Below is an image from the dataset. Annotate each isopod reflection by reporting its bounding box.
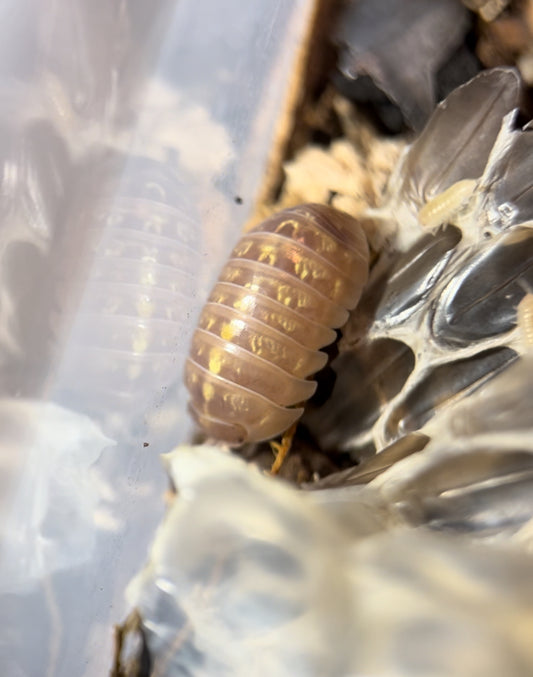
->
[185,203,369,444]
[55,155,201,434]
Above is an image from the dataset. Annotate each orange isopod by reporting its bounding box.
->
[185,203,369,444]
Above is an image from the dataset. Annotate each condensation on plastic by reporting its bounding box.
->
[0,1,316,675]
[127,442,533,677]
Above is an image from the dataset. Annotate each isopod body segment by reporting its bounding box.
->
[185,203,370,444]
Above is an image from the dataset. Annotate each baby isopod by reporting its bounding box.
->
[185,203,369,445]
[418,178,477,228]
[517,293,533,352]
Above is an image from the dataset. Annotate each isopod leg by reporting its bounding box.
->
[269,421,298,475]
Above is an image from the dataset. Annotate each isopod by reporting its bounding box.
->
[418,178,477,228]
[185,203,369,445]
[517,293,533,351]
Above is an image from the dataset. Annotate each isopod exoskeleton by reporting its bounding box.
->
[185,203,369,445]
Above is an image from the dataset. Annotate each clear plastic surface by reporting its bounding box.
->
[0,1,314,675]
[127,444,533,677]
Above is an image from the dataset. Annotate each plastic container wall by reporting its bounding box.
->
[0,1,314,675]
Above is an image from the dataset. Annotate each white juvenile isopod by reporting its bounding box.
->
[418,178,478,228]
[516,293,533,352]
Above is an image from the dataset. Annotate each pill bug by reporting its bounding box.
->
[185,203,369,445]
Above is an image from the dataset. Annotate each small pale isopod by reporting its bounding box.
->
[185,203,369,445]
[517,293,533,351]
[418,178,477,228]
